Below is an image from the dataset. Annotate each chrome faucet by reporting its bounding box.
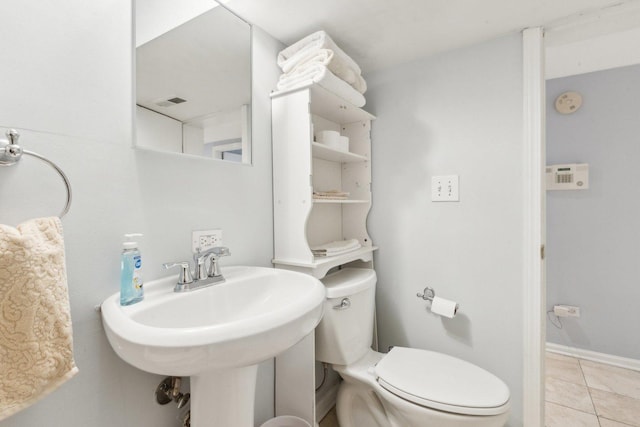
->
[164,246,231,292]
[193,250,211,281]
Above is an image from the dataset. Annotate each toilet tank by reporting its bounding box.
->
[315,268,376,365]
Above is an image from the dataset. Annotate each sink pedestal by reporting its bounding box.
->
[101,267,326,426]
[191,365,258,427]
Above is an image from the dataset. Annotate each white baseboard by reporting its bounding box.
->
[315,382,339,423]
[546,342,640,372]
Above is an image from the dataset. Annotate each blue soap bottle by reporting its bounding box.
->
[120,233,144,306]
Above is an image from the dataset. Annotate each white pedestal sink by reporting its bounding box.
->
[101,266,325,426]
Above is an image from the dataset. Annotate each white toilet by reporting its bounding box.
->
[316,268,511,427]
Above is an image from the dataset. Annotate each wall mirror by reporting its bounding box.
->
[134,0,252,164]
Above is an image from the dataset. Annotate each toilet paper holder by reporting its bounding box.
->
[416,287,435,302]
[417,286,460,318]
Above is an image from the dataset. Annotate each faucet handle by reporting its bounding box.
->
[208,247,230,277]
[163,261,194,284]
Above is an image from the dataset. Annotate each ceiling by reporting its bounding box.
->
[136,3,251,122]
[224,0,640,73]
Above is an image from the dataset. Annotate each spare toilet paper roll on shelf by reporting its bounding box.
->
[416,286,459,318]
[316,130,349,152]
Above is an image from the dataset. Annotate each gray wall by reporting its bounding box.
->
[546,64,640,360]
[0,1,281,426]
[365,33,525,426]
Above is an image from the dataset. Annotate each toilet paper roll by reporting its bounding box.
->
[337,135,349,152]
[317,130,340,145]
[430,296,459,318]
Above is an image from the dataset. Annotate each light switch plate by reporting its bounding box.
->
[431,175,459,202]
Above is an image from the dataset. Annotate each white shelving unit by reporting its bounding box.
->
[311,142,368,163]
[272,84,376,279]
[313,199,370,204]
[271,84,376,425]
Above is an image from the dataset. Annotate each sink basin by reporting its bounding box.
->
[101,266,325,426]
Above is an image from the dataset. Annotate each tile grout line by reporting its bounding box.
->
[578,358,602,427]
[545,400,600,417]
[546,352,640,427]
[580,356,640,427]
[599,418,637,427]
[545,352,600,425]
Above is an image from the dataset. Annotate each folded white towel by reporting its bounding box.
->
[277,65,366,108]
[311,238,362,257]
[278,32,367,94]
[313,246,362,257]
[0,217,78,420]
[280,48,367,94]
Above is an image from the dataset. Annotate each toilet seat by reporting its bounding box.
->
[374,347,510,416]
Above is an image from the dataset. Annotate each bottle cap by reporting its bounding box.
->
[123,233,143,250]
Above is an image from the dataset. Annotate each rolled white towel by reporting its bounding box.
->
[276,65,366,108]
[278,31,367,94]
[280,48,367,94]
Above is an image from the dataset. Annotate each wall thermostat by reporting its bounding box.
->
[546,163,589,190]
[555,91,583,114]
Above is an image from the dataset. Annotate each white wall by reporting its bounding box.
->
[0,1,281,426]
[546,27,640,79]
[135,0,216,46]
[365,33,525,426]
[136,106,183,152]
[546,64,640,360]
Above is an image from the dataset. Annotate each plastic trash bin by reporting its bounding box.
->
[260,415,311,427]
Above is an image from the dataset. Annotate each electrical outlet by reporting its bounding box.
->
[192,229,223,253]
[431,175,459,202]
[553,305,581,318]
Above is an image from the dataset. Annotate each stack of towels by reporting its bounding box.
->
[277,31,367,107]
[311,238,362,258]
[313,190,350,200]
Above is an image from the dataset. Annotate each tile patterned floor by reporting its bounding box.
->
[320,352,640,427]
[546,352,640,427]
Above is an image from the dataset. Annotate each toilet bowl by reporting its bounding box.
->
[316,268,510,427]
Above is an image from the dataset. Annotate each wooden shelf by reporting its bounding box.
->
[312,142,368,163]
[273,246,378,279]
[313,199,369,204]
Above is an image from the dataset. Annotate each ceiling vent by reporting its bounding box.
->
[154,97,187,107]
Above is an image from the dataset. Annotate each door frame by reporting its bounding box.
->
[522,26,546,427]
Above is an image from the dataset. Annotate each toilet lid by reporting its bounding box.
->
[374,347,510,416]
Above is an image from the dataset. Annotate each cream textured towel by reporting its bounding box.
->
[0,217,78,420]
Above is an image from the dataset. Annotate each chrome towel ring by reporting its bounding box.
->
[0,129,72,218]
